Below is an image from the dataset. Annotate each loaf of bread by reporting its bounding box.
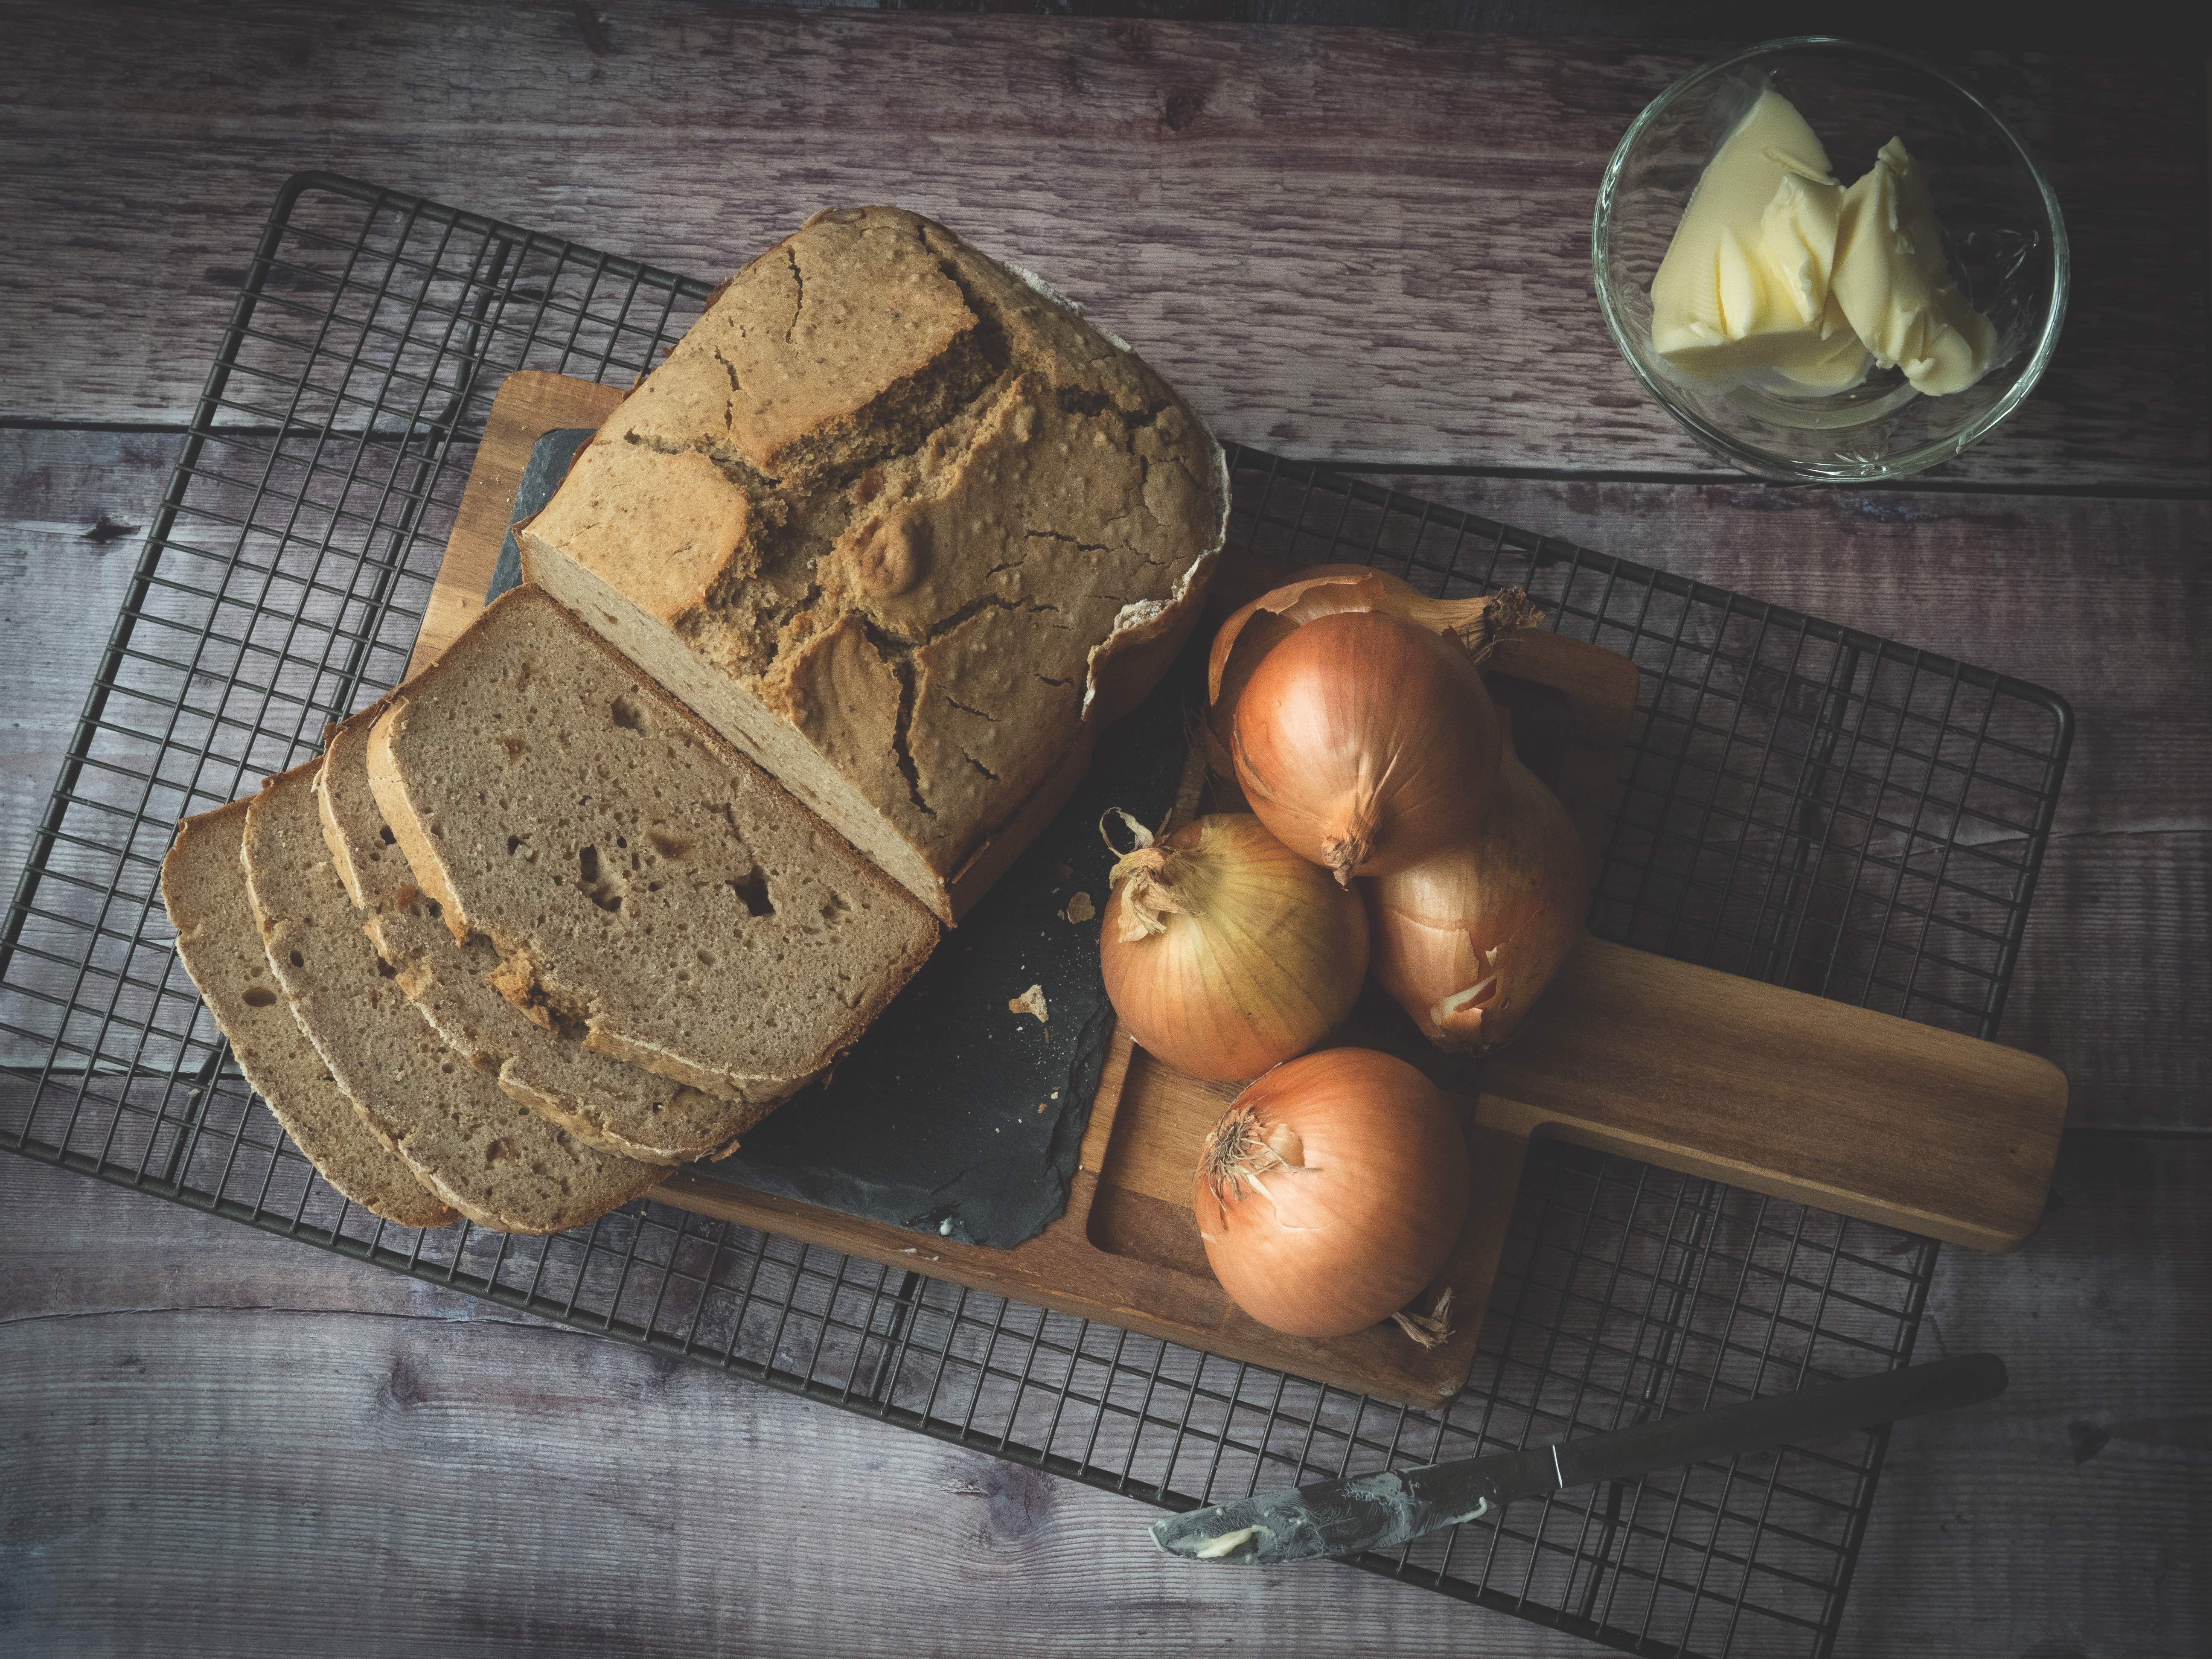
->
[160,802,457,1229]
[520,206,1229,922]
[241,761,665,1234]
[364,585,940,1103]
[315,707,783,1164]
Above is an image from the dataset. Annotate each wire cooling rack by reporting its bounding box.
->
[0,174,2070,1659]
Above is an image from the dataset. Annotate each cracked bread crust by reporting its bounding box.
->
[314,706,784,1165]
[520,205,1229,921]
[363,585,939,1103]
[159,802,455,1229]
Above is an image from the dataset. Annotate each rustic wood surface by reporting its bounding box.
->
[1,5,2206,1656]
[1,6,2205,487]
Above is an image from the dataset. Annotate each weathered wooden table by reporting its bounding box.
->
[3,7,2205,1655]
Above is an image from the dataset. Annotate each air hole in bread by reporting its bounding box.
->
[649,830,690,860]
[611,693,648,731]
[731,870,774,918]
[821,893,854,926]
[242,985,278,1009]
[288,950,305,969]
[577,844,629,914]
[506,835,526,855]
[498,734,528,757]
[378,825,396,845]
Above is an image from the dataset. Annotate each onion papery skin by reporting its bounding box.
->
[1366,739,1586,1054]
[1232,610,1506,885]
[1192,1048,1470,1338]
[1100,815,1368,1082]
[1205,568,1536,777]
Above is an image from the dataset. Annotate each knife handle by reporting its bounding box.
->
[1552,1352,2008,1491]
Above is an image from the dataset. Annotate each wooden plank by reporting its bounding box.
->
[1,5,2204,489]
[1834,1128,2212,1654]
[0,1157,1587,1658]
[4,432,2202,1128]
[3,1133,2203,1657]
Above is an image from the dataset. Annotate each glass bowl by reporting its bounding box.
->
[1592,37,2068,482]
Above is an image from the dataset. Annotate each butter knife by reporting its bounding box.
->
[1151,1351,2006,1566]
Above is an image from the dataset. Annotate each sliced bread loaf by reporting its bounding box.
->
[240,760,663,1234]
[520,205,1229,922]
[314,705,783,1164]
[159,802,454,1229]
[363,585,939,1101]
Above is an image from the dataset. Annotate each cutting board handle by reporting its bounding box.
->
[1474,937,2069,1253]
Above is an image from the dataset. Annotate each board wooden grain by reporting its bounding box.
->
[7,1123,2205,1659]
[408,371,2066,1405]
[1,4,2203,489]
[14,434,2186,1131]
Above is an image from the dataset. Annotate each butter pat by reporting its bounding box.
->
[1831,139,1998,396]
[1650,90,1868,390]
[1647,90,1997,399]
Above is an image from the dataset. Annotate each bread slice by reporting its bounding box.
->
[159,802,454,1229]
[520,205,1229,923]
[364,585,939,1102]
[314,704,782,1164]
[240,760,663,1234]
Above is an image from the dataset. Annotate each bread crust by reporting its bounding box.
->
[521,206,1229,923]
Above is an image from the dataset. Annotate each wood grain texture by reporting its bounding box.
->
[4,1132,2204,1657]
[0,14,2205,1651]
[6,436,2203,1123]
[0,4,2203,487]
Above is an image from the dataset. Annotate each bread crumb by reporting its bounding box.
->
[1063,890,1095,924]
[1037,1102,1048,1114]
[1009,984,1048,1024]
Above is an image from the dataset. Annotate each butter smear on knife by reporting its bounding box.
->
[1650,89,1996,396]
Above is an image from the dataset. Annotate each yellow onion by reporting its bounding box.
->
[1366,731,1586,1053]
[1193,1048,1469,1338]
[1231,610,1505,885]
[1205,567,1537,775]
[1100,813,1367,1081]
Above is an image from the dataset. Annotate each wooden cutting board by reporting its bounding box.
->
[411,370,2068,1406]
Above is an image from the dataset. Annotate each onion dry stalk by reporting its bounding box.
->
[1100,812,1367,1082]
[1231,610,1507,886]
[1205,566,1540,777]
[1193,1048,1469,1339]
[1365,727,1586,1053]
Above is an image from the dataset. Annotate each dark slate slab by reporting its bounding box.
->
[487,431,1184,1247]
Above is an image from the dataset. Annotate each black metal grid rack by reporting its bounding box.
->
[0,174,2070,1659]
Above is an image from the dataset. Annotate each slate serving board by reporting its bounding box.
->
[489,431,1183,1247]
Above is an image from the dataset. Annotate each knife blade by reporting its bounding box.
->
[1150,1351,2006,1566]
